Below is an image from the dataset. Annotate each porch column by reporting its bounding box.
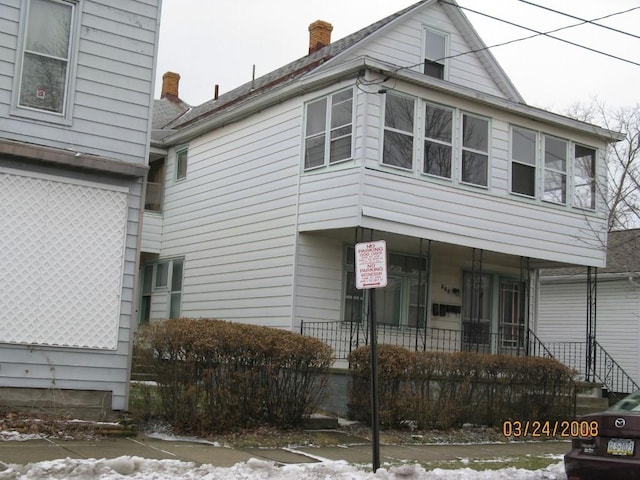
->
[586,267,597,382]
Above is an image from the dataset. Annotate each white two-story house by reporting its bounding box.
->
[141,0,622,367]
[0,0,161,416]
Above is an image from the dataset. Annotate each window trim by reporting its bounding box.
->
[11,0,80,125]
[175,147,188,181]
[303,87,355,171]
[509,125,538,198]
[381,91,416,171]
[422,101,454,180]
[460,112,490,188]
[421,26,449,80]
[542,134,568,205]
[141,257,185,323]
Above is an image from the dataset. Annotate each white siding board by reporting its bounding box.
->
[156,99,301,327]
[538,279,640,383]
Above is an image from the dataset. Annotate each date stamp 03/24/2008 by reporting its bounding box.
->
[502,420,600,438]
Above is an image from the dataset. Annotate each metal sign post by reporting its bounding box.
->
[354,240,387,473]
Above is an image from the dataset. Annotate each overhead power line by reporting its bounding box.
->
[439,0,640,68]
[514,0,640,41]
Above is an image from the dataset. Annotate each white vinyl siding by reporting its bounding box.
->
[156,100,302,328]
[537,279,640,384]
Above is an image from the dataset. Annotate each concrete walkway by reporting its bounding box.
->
[0,432,570,468]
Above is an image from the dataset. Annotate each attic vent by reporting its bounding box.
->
[308,20,333,54]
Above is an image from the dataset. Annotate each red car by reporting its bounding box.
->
[565,390,640,479]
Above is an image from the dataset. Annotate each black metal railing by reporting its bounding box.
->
[300,320,547,361]
[500,339,639,396]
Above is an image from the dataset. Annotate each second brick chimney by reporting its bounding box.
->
[161,71,180,100]
[308,20,333,54]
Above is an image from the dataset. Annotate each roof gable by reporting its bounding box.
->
[154,0,525,140]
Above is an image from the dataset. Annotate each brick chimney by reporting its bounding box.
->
[308,20,333,54]
[161,71,180,100]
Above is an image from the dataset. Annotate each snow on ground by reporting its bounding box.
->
[0,457,567,480]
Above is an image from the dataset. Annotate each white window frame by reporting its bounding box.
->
[543,134,568,205]
[11,0,79,125]
[303,88,354,171]
[144,258,184,321]
[423,102,454,179]
[421,26,449,80]
[460,112,490,188]
[510,126,538,198]
[382,92,416,171]
[573,144,597,211]
[175,147,188,181]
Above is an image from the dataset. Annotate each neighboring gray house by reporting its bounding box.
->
[537,229,640,389]
[0,0,161,416]
[140,1,623,371]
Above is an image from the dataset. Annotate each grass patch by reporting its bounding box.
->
[419,454,563,471]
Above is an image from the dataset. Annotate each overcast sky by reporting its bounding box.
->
[155,0,640,114]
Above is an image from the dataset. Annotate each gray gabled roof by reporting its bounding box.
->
[164,1,426,133]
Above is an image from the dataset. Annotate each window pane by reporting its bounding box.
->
[512,128,536,165]
[545,136,566,171]
[171,260,183,291]
[155,262,168,288]
[306,98,327,136]
[169,293,181,319]
[425,29,445,62]
[544,170,566,203]
[140,296,151,324]
[425,104,452,142]
[19,53,66,112]
[383,131,413,169]
[305,134,325,169]
[408,278,426,328]
[142,265,153,295]
[176,150,188,179]
[575,145,595,180]
[424,61,444,79]
[424,141,451,178]
[463,115,488,152]
[512,163,535,196]
[331,91,352,128]
[344,271,363,323]
[374,276,401,326]
[26,0,72,58]
[575,184,595,210]
[462,151,488,186]
[385,94,414,132]
[330,135,351,163]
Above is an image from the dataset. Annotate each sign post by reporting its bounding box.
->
[354,240,387,472]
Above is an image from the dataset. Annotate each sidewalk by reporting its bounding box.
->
[0,431,570,468]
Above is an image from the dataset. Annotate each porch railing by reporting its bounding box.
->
[300,320,551,361]
[543,340,639,396]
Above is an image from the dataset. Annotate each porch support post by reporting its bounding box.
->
[521,256,531,356]
[586,267,597,382]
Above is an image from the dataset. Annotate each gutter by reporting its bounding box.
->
[159,56,625,147]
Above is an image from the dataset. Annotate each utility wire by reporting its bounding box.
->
[514,0,640,40]
[440,0,640,68]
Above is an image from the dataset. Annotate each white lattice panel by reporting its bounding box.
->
[0,171,128,350]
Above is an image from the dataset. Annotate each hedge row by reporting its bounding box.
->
[136,319,333,434]
[349,345,576,429]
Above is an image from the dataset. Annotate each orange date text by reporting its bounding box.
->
[502,420,599,438]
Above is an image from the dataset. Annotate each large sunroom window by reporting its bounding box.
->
[461,113,489,186]
[304,89,353,170]
[543,135,567,204]
[511,127,537,197]
[574,145,596,210]
[423,103,453,178]
[383,93,415,170]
